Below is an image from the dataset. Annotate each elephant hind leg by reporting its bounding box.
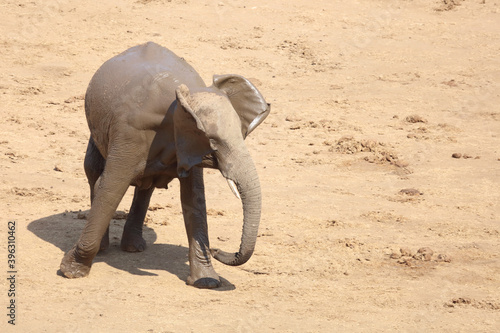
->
[121,186,154,252]
[84,136,105,203]
[84,137,110,252]
[60,154,138,278]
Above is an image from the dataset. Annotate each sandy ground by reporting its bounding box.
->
[1,0,499,332]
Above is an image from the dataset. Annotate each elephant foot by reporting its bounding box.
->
[60,246,92,279]
[120,229,146,252]
[191,277,221,289]
[187,265,221,289]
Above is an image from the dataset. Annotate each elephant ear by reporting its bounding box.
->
[213,74,270,139]
[174,84,214,178]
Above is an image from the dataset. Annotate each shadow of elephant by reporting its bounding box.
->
[27,211,235,291]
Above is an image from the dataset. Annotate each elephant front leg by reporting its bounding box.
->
[180,167,221,289]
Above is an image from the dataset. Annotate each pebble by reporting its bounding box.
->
[452,153,480,159]
[399,188,422,196]
[113,211,128,220]
[405,115,428,123]
[413,247,434,261]
[392,247,450,264]
[397,258,414,267]
[400,247,412,257]
[436,254,452,263]
[390,252,401,259]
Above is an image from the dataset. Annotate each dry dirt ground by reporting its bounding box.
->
[1,0,499,332]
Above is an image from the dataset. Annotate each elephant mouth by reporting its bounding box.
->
[200,153,218,169]
[200,152,240,200]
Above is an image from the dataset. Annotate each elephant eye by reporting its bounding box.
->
[209,138,217,149]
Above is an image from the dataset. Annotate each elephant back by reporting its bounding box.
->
[85,42,206,157]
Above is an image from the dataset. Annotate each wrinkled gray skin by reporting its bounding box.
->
[60,42,269,289]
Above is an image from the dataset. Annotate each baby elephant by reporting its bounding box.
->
[60,42,270,288]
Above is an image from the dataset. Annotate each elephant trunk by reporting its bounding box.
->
[210,148,262,266]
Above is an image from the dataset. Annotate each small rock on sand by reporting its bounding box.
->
[400,247,412,257]
[413,247,434,261]
[399,188,422,196]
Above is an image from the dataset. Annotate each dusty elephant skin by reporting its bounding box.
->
[60,42,270,289]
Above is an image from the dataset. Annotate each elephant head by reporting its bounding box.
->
[173,75,270,266]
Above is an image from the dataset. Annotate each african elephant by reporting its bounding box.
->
[60,42,270,289]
